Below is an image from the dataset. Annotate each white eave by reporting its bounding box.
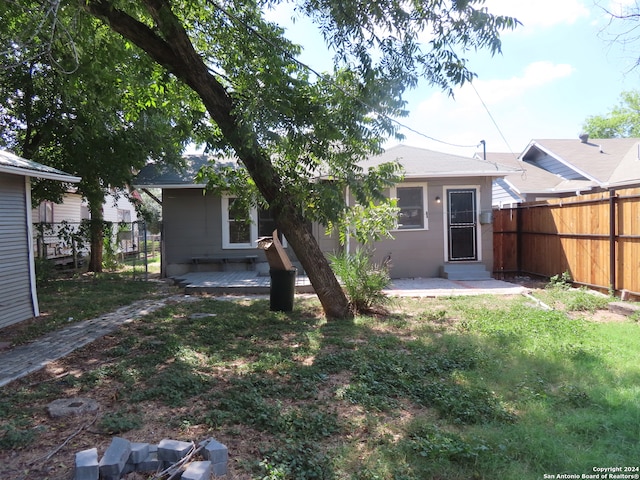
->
[0,163,81,183]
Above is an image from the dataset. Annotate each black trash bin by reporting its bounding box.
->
[269,268,297,312]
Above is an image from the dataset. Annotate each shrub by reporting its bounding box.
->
[329,249,391,314]
[547,271,572,289]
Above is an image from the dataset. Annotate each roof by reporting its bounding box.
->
[134,154,237,188]
[134,145,518,189]
[522,137,640,188]
[360,144,518,178]
[0,150,81,183]
[488,137,640,198]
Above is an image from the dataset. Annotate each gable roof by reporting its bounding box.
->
[488,137,640,201]
[521,137,640,188]
[360,144,518,178]
[134,145,518,189]
[0,150,80,183]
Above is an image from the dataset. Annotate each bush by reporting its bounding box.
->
[34,257,56,284]
[329,249,391,314]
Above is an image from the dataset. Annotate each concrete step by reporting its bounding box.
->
[440,263,492,281]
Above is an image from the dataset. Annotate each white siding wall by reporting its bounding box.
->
[103,192,138,223]
[0,173,37,328]
[54,194,83,222]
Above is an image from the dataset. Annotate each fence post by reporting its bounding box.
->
[609,189,617,294]
[143,221,148,282]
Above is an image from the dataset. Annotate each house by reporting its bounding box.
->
[487,136,640,206]
[32,188,141,262]
[0,150,80,328]
[133,145,517,280]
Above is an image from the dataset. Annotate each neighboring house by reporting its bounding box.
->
[134,145,516,280]
[0,150,80,328]
[486,136,640,206]
[32,189,140,261]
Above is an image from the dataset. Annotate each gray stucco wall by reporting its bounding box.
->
[162,188,315,276]
[0,173,37,328]
[161,175,494,279]
[365,177,495,279]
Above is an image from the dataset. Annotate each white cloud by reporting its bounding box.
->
[485,0,591,29]
[399,61,576,155]
[417,61,574,114]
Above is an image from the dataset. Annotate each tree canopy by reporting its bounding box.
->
[3,0,518,317]
[582,90,640,138]
[0,0,208,269]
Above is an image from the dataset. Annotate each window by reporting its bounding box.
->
[221,197,286,248]
[117,208,132,223]
[222,197,254,248]
[258,207,277,238]
[39,201,54,224]
[391,183,428,230]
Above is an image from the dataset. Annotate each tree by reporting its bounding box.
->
[596,1,640,70]
[80,0,517,318]
[0,0,205,271]
[5,0,518,318]
[582,90,640,138]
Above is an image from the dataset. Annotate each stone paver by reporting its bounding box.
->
[0,294,196,388]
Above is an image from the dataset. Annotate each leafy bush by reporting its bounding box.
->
[329,249,391,314]
[547,271,572,288]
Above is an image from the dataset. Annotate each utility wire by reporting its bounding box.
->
[469,81,517,157]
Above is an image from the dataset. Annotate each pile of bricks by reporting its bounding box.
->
[74,437,228,480]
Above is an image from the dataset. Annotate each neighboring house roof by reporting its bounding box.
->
[0,150,80,183]
[487,137,640,202]
[360,144,518,178]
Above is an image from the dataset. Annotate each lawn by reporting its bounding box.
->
[0,279,638,480]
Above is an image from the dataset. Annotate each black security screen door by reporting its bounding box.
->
[447,189,477,261]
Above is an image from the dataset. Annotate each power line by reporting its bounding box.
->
[469,81,517,156]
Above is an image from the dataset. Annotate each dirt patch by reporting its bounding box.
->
[568,309,631,323]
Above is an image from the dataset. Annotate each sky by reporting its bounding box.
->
[262,0,640,158]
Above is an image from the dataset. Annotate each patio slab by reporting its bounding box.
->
[173,271,529,297]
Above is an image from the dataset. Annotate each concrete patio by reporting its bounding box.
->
[172,271,530,297]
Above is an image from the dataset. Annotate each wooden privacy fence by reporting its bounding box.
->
[493,187,640,297]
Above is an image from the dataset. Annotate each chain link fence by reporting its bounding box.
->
[33,220,160,280]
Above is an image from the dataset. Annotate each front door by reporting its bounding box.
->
[447,188,478,261]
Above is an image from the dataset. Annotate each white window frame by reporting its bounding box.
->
[221,196,257,249]
[390,182,429,231]
[221,196,287,249]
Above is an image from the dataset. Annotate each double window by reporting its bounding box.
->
[222,196,282,249]
[390,183,429,231]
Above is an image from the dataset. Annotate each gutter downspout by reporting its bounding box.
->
[25,177,40,317]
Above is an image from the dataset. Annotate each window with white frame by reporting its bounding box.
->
[222,197,285,248]
[391,183,428,230]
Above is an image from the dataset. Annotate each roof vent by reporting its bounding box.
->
[579,133,589,143]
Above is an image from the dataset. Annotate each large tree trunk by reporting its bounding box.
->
[85,0,352,318]
[87,204,104,273]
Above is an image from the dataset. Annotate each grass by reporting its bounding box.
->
[1,277,639,479]
[3,270,165,345]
